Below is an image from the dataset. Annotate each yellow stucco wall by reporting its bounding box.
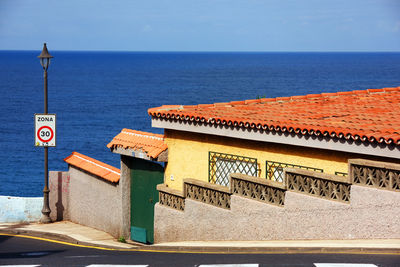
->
[163,129,383,191]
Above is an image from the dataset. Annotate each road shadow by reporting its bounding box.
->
[0,249,65,259]
[0,222,30,245]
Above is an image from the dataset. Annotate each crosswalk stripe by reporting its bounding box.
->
[314,264,378,267]
[86,265,149,267]
[198,265,259,267]
[0,266,148,267]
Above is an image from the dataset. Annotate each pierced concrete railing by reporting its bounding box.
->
[157,159,400,211]
[184,178,231,209]
[285,168,351,203]
[349,159,400,192]
[157,184,185,211]
[231,173,286,206]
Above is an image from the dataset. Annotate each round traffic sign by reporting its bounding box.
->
[37,126,54,143]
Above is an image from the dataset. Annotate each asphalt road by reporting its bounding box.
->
[0,235,399,267]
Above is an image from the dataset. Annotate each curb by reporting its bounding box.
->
[0,228,138,250]
[136,245,400,255]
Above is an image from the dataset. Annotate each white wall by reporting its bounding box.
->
[0,196,43,223]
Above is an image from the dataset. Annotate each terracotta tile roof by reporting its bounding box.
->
[107,129,168,159]
[148,87,400,145]
[64,152,120,183]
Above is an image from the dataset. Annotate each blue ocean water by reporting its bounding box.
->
[0,51,399,197]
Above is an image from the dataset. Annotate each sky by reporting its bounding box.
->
[0,0,399,52]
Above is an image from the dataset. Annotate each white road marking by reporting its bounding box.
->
[314,264,378,267]
[86,265,149,267]
[198,265,259,267]
[0,265,40,267]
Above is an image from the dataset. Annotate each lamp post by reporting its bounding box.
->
[38,43,53,223]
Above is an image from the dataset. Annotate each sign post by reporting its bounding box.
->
[35,114,56,147]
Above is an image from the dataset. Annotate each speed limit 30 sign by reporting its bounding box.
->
[35,114,56,147]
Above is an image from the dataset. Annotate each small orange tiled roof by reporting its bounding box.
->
[107,129,168,159]
[64,152,120,183]
[148,87,400,145]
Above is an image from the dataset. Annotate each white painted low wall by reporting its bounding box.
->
[0,195,43,223]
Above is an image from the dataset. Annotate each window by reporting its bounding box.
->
[209,152,257,187]
[266,160,323,182]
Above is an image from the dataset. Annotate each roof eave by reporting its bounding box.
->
[151,117,400,160]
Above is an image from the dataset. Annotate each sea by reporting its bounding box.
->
[0,51,399,197]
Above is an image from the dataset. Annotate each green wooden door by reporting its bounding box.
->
[130,158,164,244]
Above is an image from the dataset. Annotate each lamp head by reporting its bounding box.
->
[38,43,53,70]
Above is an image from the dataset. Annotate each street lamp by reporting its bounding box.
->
[38,43,53,223]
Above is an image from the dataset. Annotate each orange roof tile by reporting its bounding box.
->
[64,152,120,183]
[148,87,400,145]
[107,129,168,159]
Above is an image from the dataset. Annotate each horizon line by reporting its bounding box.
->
[1,49,400,53]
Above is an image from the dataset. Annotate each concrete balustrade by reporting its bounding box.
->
[154,158,400,243]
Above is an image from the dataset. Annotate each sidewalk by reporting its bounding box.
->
[1,221,399,254]
[0,221,138,249]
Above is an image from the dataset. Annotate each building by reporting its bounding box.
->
[148,87,400,190]
[146,86,400,242]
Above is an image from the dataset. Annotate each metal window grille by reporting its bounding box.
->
[209,151,258,187]
[266,160,323,182]
[335,171,348,176]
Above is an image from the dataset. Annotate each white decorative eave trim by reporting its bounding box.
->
[152,118,400,159]
[110,146,168,162]
[121,129,164,141]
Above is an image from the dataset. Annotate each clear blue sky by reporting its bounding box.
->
[1,0,399,51]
